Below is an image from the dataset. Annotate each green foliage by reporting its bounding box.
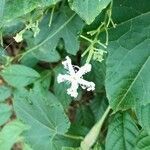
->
[0,0,150,149]
[1,65,40,87]
[22,8,84,62]
[105,112,139,150]
[3,0,61,24]
[0,120,28,150]
[135,130,150,150]
[0,103,12,126]
[13,86,82,149]
[0,85,11,102]
[136,103,150,134]
[69,0,112,24]
[105,2,150,111]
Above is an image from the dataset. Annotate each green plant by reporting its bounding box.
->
[0,0,150,150]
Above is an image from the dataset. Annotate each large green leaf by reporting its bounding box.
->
[1,65,40,87]
[23,8,84,62]
[69,0,111,24]
[13,87,81,149]
[105,112,139,150]
[105,10,150,111]
[0,120,28,150]
[135,130,150,150]
[0,104,12,126]
[3,0,61,23]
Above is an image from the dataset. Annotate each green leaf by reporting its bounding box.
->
[0,85,11,102]
[105,112,139,150]
[0,104,12,126]
[69,0,111,24]
[136,103,150,133]
[0,120,28,150]
[3,0,61,23]
[135,130,150,150]
[1,65,40,87]
[13,87,81,149]
[105,11,150,111]
[112,0,150,24]
[23,8,84,62]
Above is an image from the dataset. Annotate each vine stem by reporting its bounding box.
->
[49,6,55,27]
[80,106,111,150]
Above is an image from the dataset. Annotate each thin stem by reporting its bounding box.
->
[106,1,113,27]
[81,46,90,57]
[80,35,93,43]
[0,31,3,46]
[63,133,84,140]
[97,41,107,49]
[86,47,93,64]
[80,106,111,150]
[110,18,116,28]
[84,23,105,63]
[49,6,55,27]
[105,28,109,46]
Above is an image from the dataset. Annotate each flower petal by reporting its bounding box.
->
[78,78,95,91]
[57,74,70,83]
[76,64,92,77]
[67,81,79,98]
[62,56,75,75]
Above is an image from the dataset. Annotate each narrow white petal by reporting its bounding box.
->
[62,56,75,75]
[78,78,95,91]
[57,74,70,83]
[76,64,92,77]
[67,81,79,98]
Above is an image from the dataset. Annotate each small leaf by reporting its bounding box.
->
[0,85,11,102]
[0,103,12,126]
[69,0,111,24]
[105,112,139,150]
[1,65,40,87]
[0,120,28,150]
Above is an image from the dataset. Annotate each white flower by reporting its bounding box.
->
[57,56,95,98]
